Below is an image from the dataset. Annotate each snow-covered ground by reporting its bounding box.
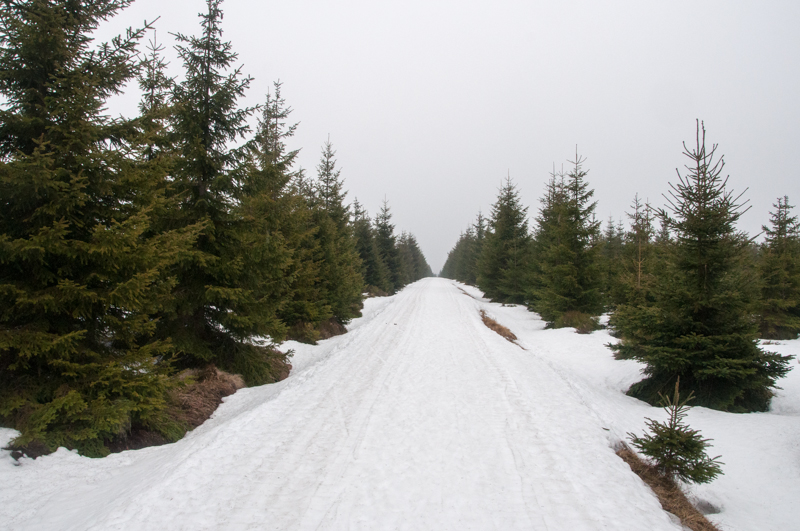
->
[1,278,798,530]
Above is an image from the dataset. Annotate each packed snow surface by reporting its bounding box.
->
[2,278,798,530]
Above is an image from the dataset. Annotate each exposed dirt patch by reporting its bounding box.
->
[265,353,293,382]
[617,447,721,531]
[317,318,348,341]
[365,286,389,297]
[480,310,518,343]
[171,365,247,429]
[106,428,171,453]
[8,441,49,460]
[287,318,350,344]
[107,365,247,454]
[458,287,478,300]
[553,311,600,334]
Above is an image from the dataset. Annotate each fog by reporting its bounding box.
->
[97,0,800,272]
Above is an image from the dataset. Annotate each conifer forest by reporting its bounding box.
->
[2,2,800,530]
[441,129,797,413]
[0,0,432,456]
[0,0,797,495]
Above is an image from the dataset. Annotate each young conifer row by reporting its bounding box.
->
[0,0,431,456]
[441,124,796,413]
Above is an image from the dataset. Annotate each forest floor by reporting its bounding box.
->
[1,277,798,530]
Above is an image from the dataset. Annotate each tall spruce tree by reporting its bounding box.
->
[613,196,657,307]
[440,231,465,280]
[453,228,477,283]
[157,0,278,381]
[608,196,659,342]
[601,217,626,309]
[310,139,364,324]
[441,211,486,285]
[228,81,314,372]
[352,199,391,294]
[529,155,602,324]
[0,0,197,455]
[397,232,432,284]
[758,196,800,339]
[613,122,792,412]
[477,177,530,304]
[238,85,325,344]
[375,200,402,293]
[468,211,487,285]
[275,168,327,342]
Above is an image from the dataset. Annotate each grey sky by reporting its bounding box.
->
[98,0,800,272]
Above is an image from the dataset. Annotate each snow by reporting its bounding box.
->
[1,278,798,530]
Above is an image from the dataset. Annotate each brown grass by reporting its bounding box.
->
[287,318,350,344]
[317,318,348,341]
[365,285,389,297]
[458,287,478,300]
[265,352,293,382]
[480,310,518,342]
[617,447,721,531]
[171,365,246,428]
[107,365,247,454]
[554,311,599,334]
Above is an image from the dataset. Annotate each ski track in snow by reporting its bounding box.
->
[1,278,798,531]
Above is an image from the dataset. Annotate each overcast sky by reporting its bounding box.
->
[97,0,800,272]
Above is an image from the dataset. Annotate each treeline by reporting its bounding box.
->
[441,125,797,413]
[0,0,430,456]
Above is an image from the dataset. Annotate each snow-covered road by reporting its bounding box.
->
[3,278,798,530]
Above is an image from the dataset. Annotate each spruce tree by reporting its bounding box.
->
[315,139,348,225]
[237,84,326,344]
[276,169,327,342]
[441,212,485,285]
[608,196,659,344]
[758,196,800,339]
[468,211,487,285]
[0,0,196,455]
[158,0,278,381]
[230,81,313,369]
[375,200,402,293]
[310,139,364,324]
[529,155,602,324]
[624,196,656,302]
[397,232,432,283]
[614,122,793,412]
[477,177,530,304]
[352,199,391,294]
[397,232,416,286]
[601,217,625,309]
[628,379,723,484]
[454,228,477,283]
[441,232,469,281]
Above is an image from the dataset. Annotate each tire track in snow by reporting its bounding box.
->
[2,279,683,531]
[296,285,430,529]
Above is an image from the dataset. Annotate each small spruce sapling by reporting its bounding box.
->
[628,378,723,484]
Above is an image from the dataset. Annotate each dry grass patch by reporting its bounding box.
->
[458,287,478,299]
[553,311,600,334]
[288,317,351,344]
[480,310,518,343]
[107,365,246,454]
[172,365,246,429]
[617,447,721,531]
[365,285,389,297]
[317,318,349,341]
